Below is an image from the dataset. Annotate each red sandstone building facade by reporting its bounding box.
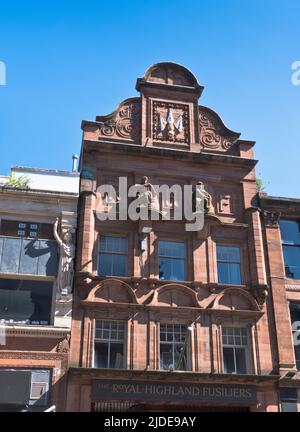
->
[66,62,300,412]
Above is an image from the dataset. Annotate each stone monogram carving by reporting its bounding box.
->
[97,98,140,142]
[199,106,240,151]
[153,101,189,143]
[218,194,232,214]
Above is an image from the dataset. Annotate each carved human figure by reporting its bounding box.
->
[53,218,75,294]
[136,176,159,211]
[192,181,212,213]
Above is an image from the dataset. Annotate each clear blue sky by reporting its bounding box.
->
[0,0,299,197]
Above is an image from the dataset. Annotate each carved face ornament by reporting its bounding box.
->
[159,109,183,140]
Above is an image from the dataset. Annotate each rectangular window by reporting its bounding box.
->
[280,388,299,412]
[217,245,242,285]
[290,303,300,371]
[280,220,300,279]
[94,320,125,369]
[0,278,53,325]
[98,236,128,277]
[159,241,186,281]
[160,324,188,371]
[222,327,250,374]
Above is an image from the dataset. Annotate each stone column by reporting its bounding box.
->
[76,190,96,273]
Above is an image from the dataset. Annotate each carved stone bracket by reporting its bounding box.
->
[253,285,269,308]
[262,210,281,228]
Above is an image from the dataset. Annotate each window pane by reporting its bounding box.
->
[283,246,300,279]
[174,344,187,371]
[98,253,113,276]
[112,254,127,276]
[0,279,53,325]
[99,236,127,253]
[160,344,173,370]
[109,343,124,368]
[94,342,109,368]
[235,348,247,374]
[217,246,240,263]
[280,220,300,245]
[158,241,185,258]
[98,253,127,277]
[217,262,241,284]
[223,347,235,373]
[159,258,185,281]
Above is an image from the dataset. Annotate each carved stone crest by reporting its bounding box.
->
[152,101,189,143]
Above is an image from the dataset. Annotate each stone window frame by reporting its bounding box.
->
[95,231,134,278]
[93,319,126,369]
[221,326,252,374]
[212,238,248,287]
[84,311,131,370]
[153,232,194,281]
[158,239,187,282]
[216,244,243,286]
[212,317,259,375]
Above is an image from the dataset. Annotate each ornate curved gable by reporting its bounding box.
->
[141,62,201,88]
[199,106,240,152]
[86,279,137,304]
[95,98,141,143]
[82,62,250,155]
[150,283,200,308]
[212,288,260,312]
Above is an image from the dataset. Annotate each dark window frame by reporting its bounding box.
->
[158,240,186,281]
[159,323,190,372]
[216,244,243,285]
[280,219,300,280]
[97,234,128,277]
[93,319,126,369]
[222,326,251,374]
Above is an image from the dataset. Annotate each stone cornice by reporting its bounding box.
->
[82,140,258,169]
[68,367,280,385]
[0,187,78,200]
[1,325,70,339]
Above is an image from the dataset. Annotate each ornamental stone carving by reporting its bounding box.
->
[199,106,240,151]
[262,210,281,227]
[97,98,140,143]
[152,101,189,144]
[253,285,269,308]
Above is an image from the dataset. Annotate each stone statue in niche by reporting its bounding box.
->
[54,218,75,294]
[218,194,232,214]
[192,181,212,213]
